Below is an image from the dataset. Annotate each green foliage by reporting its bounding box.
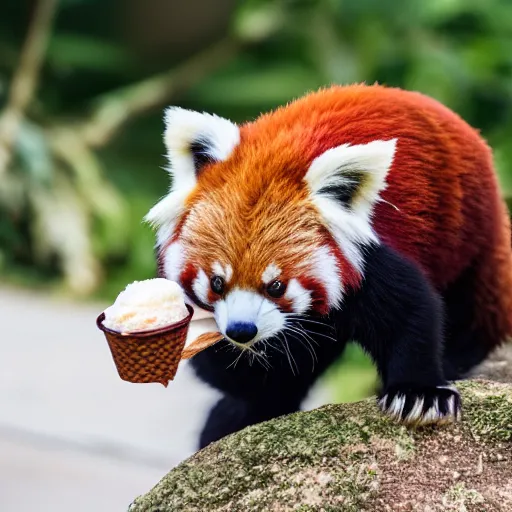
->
[322,343,378,404]
[0,0,511,295]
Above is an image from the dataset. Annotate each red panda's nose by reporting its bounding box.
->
[226,322,258,344]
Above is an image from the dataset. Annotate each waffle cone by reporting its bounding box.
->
[96,304,193,387]
[181,332,223,359]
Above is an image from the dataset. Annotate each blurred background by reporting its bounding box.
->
[1,0,511,510]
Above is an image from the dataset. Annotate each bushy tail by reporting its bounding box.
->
[443,202,512,379]
[473,203,512,348]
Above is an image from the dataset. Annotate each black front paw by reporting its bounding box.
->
[378,384,461,426]
[199,395,250,449]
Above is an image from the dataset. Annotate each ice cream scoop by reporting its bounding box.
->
[97,278,223,385]
[102,278,189,333]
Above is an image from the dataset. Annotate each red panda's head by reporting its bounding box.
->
[146,100,396,347]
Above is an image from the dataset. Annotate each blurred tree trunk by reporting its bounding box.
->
[0,0,58,177]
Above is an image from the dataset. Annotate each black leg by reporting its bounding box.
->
[343,244,461,425]
[199,395,250,449]
[193,317,347,448]
[199,393,301,449]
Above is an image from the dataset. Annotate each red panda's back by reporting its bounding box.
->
[237,84,506,290]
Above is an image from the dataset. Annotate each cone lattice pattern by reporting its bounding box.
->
[96,305,193,386]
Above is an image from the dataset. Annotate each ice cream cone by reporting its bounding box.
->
[96,304,193,386]
[181,332,224,359]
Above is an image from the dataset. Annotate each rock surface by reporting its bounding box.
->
[129,380,512,511]
[473,344,512,383]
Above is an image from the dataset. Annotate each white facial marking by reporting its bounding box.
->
[310,246,343,307]
[192,269,210,304]
[257,298,286,341]
[262,263,281,284]
[214,299,228,333]
[212,261,234,283]
[163,241,184,282]
[221,289,261,325]
[212,261,224,277]
[285,279,312,314]
[311,196,377,271]
[214,288,285,344]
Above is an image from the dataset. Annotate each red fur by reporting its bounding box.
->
[179,263,198,293]
[298,277,329,315]
[168,84,512,346]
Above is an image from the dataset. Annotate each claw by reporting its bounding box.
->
[378,384,461,426]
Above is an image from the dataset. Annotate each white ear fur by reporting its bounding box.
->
[164,107,239,187]
[145,107,239,245]
[305,139,397,271]
[305,138,397,209]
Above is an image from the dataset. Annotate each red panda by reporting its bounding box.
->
[146,84,512,448]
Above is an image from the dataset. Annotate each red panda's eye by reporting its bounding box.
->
[266,280,287,298]
[210,275,225,295]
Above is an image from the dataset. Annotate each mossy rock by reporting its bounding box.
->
[130,380,512,511]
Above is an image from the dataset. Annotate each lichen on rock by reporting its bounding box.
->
[129,380,512,511]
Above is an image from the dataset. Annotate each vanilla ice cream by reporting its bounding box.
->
[102,278,189,333]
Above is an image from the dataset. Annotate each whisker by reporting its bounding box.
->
[257,342,272,370]
[283,327,317,372]
[303,329,337,343]
[225,338,273,371]
[227,349,246,370]
[285,325,319,356]
[289,323,338,343]
[285,315,336,331]
[220,342,237,353]
[250,342,271,370]
[285,324,320,347]
[379,197,401,212]
[282,332,299,375]
[266,338,285,355]
[277,332,297,376]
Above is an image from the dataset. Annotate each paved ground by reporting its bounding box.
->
[0,286,328,512]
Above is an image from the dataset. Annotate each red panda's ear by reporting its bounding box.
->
[305,139,397,210]
[145,108,239,245]
[163,107,239,184]
[304,139,397,271]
